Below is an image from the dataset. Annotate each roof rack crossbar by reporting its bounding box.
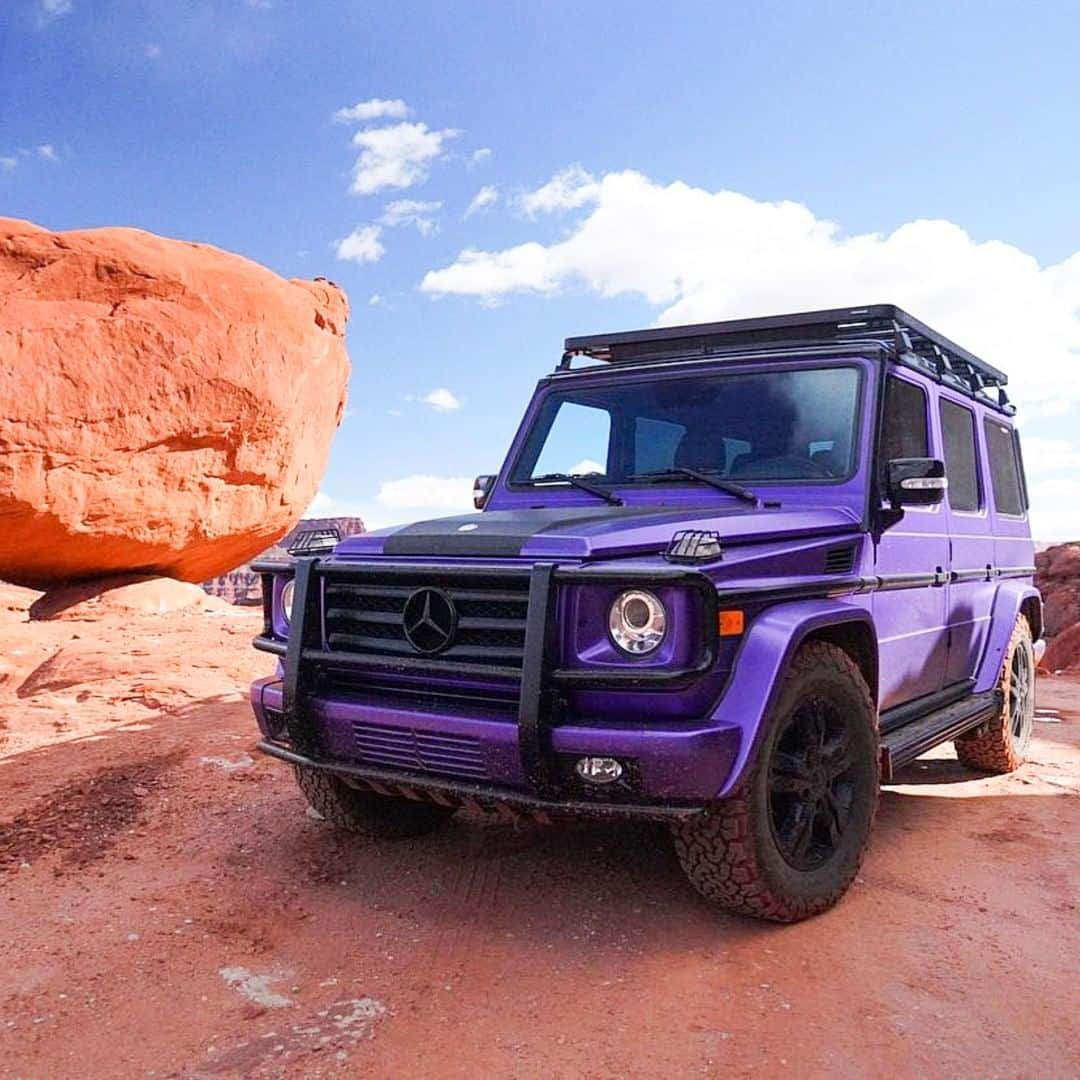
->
[560,305,1010,411]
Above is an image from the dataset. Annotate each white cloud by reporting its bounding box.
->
[334,98,411,124]
[36,144,58,161]
[305,491,338,516]
[307,480,473,531]
[245,0,275,8]
[518,164,600,217]
[470,148,493,165]
[1029,473,1080,542]
[376,475,473,514]
[37,0,72,24]
[368,293,384,306]
[422,168,1080,416]
[568,459,606,475]
[380,198,441,236]
[145,42,162,59]
[347,121,459,196]
[0,157,17,172]
[420,387,461,412]
[335,224,385,264]
[465,185,498,219]
[1020,437,1080,540]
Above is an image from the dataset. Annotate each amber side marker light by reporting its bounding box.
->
[718,610,745,637]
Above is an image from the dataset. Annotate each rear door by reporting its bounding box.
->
[938,395,995,685]
[872,374,949,709]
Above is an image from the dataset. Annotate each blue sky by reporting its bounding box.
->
[3,0,1079,536]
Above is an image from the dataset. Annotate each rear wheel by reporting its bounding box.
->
[294,766,456,838]
[672,642,879,922]
[954,616,1034,774]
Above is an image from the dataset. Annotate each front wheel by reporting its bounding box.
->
[294,766,456,838]
[954,616,1034,774]
[672,642,880,922]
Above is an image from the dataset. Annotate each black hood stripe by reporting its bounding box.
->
[381,505,747,558]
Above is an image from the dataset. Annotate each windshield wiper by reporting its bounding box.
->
[525,472,624,506]
[630,467,759,504]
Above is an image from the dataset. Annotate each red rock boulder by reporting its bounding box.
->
[1035,543,1080,637]
[0,218,350,587]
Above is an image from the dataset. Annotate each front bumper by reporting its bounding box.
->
[250,675,740,808]
[249,558,740,811]
[257,741,713,822]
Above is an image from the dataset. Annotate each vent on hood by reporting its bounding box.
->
[665,530,723,564]
[823,544,857,575]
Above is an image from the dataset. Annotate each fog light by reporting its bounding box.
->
[575,756,624,785]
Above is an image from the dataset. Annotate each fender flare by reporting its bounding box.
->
[712,599,876,797]
[973,581,1042,693]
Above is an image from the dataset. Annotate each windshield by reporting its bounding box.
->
[511,365,862,485]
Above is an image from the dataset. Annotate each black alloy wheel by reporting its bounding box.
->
[767,696,857,872]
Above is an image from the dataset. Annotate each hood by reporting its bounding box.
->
[334,503,861,561]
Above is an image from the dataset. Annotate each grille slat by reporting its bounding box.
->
[352,720,488,779]
[324,607,402,625]
[457,615,527,632]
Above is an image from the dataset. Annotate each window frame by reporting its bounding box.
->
[938,395,983,515]
[983,416,1029,519]
[506,360,867,490]
[877,372,931,481]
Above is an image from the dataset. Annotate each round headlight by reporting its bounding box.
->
[609,589,666,655]
[280,579,295,623]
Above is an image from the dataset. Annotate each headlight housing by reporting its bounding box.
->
[280,579,295,623]
[608,589,666,655]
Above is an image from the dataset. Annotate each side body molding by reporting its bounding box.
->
[973,582,1041,694]
[712,599,876,798]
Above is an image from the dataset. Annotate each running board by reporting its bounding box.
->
[880,691,1001,781]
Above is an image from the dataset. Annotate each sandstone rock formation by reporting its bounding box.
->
[1035,543,1080,637]
[0,218,350,588]
[1043,621,1080,674]
[201,516,366,605]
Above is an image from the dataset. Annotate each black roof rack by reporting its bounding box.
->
[560,304,1013,414]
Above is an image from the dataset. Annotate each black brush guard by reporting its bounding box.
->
[252,558,719,804]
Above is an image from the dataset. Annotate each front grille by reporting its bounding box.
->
[322,571,530,679]
[351,720,488,779]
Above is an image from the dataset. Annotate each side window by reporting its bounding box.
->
[984,418,1027,516]
[880,377,929,483]
[939,399,981,512]
[531,402,612,477]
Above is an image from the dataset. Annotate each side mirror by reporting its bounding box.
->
[473,474,496,510]
[887,458,947,507]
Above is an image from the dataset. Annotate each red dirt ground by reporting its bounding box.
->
[1,588,1078,1078]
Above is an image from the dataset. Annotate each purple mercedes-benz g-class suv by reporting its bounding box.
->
[249,305,1040,922]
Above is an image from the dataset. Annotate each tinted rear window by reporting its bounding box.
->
[939,399,981,512]
[984,418,1026,516]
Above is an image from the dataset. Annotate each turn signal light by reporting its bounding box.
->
[718,609,745,637]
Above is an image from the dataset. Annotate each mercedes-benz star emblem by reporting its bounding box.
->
[402,587,457,654]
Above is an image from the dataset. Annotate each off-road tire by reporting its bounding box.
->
[294,766,455,838]
[672,641,879,922]
[954,616,1034,774]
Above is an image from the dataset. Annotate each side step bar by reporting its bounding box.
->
[880,691,1001,781]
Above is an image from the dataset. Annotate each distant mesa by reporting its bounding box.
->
[202,516,366,605]
[0,217,351,590]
